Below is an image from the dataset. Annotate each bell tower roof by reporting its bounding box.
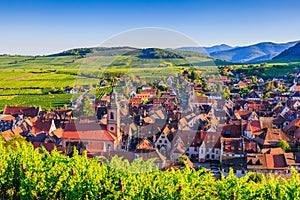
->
[108,86,118,108]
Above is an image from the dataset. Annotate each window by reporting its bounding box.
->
[212,155,215,159]
[212,148,215,153]
[216,150,219,154]
[110,112,114,120]
[110,127,114,131]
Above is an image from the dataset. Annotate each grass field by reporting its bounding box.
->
[0,47,295,112]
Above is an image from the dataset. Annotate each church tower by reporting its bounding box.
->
[107,88,121,141]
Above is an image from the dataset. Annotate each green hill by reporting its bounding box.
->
[272,42,300,62]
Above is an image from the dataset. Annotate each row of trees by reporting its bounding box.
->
[0,136,299,199]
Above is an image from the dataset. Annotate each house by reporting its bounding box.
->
[145,89,157,97]
[292,92,300,100]
[167,77,173,85]
[3,106,41,118]
[254,128,292,148]
[198,131,221,162]
[136,91,151,99]
[243,120,263,139]
[246,91,261,101]
[283,118,300,139]
[61,120,116,155]
[289,85,300,92]
[220,75,228,82]
[141,84,152,91]
[220,120,247,138]
[0,115,15,132]
[155,126,172,157]
[134,138,166,169]
[220,137,247,177]
[237,81,247,88]
[247,148,300,175]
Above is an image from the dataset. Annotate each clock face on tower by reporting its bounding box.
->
[111,94,114,100]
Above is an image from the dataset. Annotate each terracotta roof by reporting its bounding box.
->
[130,98,142,104]
[62,121,115,141]
[189,96,213,104]
[52,128,63,138]
[222,138,243,155]
[31,120,49,134]
[1,130,13,141]
[145,89,157,95]
[244,140,258,153]
[220,121,246,137]
[283,118,300,132]
[247,149,298,170]
[234,110,251,119]
[201,131,221,149]
[293,85,300,91]
[33,142,56,152]
[3,106,40,117]
[238,81,247,87]
[0,115,15,121]
[261,148,284,154]
[136,138,156,151]
[260,117,274,129]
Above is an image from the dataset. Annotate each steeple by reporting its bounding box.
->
[107,86,121,143]
[108,86,118,109]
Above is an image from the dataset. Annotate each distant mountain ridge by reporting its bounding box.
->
[272,42,300,62]
[173,41,299,63]
[46,41,300,64]
[174,44,234,54]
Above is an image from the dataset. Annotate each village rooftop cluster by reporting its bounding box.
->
[1,66,300,178]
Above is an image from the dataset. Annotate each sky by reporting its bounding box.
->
[1,0,300,55]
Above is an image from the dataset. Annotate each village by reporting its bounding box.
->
[1,66,300,178]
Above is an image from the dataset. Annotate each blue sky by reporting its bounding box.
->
[1,0,300,55]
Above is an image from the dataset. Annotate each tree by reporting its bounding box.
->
[276,140,291,152]
[81,96,94,116]
[223,86,230,99]
[266,81,275,92]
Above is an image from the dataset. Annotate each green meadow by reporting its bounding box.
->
[0,47,295,112]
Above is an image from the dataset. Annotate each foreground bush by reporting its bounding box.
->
[0,137,299,200]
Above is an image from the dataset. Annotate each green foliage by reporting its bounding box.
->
[224,86,231,99]
[95,87,112,99]
[77,96,94,117]
[276,140,292,153]
[0,137,299,199]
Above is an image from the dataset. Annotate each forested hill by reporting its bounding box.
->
[272,42,300,62]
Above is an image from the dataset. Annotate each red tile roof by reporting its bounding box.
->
[0,115,15,121]
[62,121,115,141]
[31,120,53,134]
[222,138,243,155]
[3,106,40,117]
[130,98,142,104]
[33,142,56,152]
